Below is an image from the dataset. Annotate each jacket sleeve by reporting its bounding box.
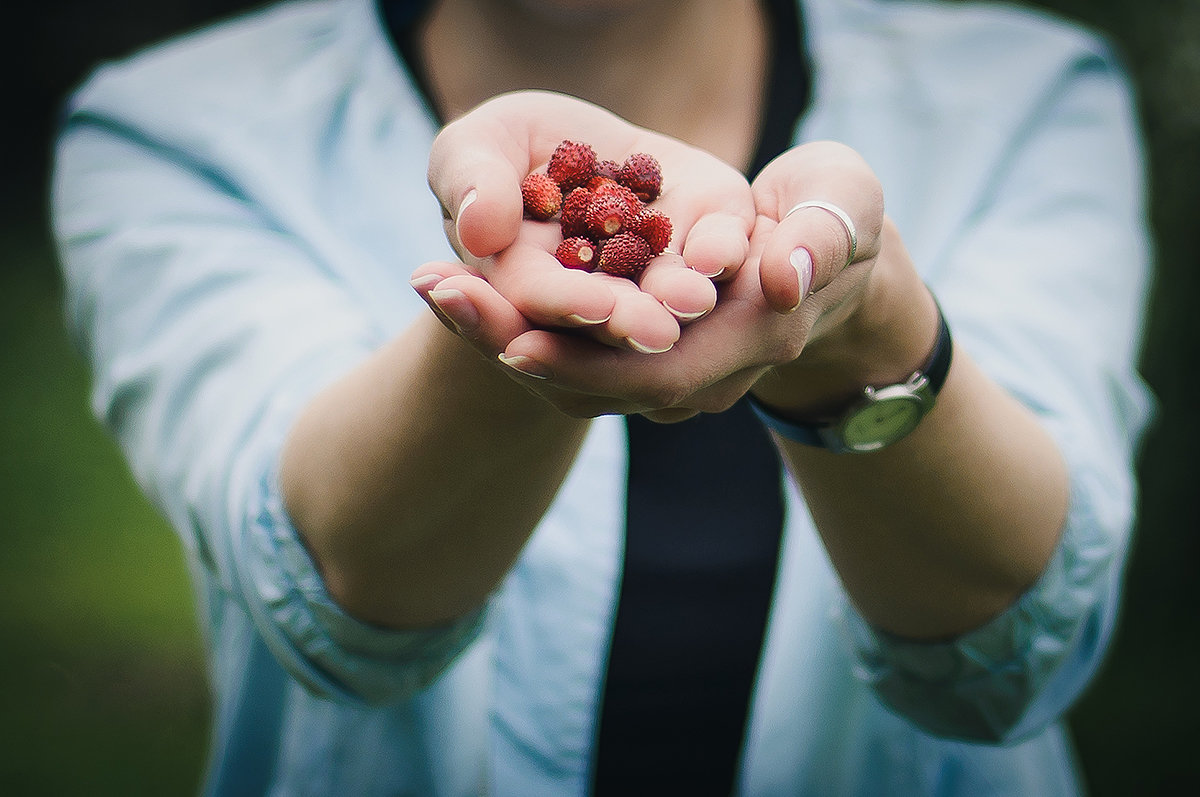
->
[51,82,484,706]
[840,34,1155,743]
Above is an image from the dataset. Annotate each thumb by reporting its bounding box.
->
[751,142,883,312]
[759,200,861,312]
[428,133,526,260]
[427,91,641,260]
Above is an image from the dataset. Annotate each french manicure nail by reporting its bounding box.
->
[429,288,481,334]
[498,353,552,380]
[455,189,478,242]
[789,246,813,308]
[625,337,675,355]
[692,264,726,279]
[410,273,444,292]
[565,312,613,326]
[661,300,708,321]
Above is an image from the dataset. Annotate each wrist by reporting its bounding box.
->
[749,300,951,452]
[750,255,940,424]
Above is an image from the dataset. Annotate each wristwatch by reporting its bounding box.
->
[749,305,953,454]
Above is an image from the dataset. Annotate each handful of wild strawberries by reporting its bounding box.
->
[520,140,673,280]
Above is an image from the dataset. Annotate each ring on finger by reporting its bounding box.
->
[784,200,858,267]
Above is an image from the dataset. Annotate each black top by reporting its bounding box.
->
[378,2,812,793]
[592,2,811,792]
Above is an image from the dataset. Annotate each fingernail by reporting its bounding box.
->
[429,288,480,333]
[789,247,813,309]
[661,300,708,321]
[498,353,552,380]
[455,189,478,243]
[691,264,725,279]
[410,273,444,293]
[565,312,612,326]
[625,337,674,355]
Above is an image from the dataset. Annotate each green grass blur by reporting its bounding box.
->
[0,224,210,794]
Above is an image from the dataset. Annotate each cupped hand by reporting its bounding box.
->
[414,137,891,423]
[426,90,756,353]
[491,140,889,419]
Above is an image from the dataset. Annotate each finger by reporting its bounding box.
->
[636,250,718,323]
[500,313,769,413]
[427,125,528,259]
[758,201,859,313]
[410,264,531,353]
[601,281,682,354]
[750,142,883,312]
[490,232,618,328]
[679,211,752,280]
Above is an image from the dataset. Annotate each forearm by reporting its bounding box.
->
[779,349,1069,640]
[754,244,1069,640]
[280,311,588,629]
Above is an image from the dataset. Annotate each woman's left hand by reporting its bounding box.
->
[415,139,894,423]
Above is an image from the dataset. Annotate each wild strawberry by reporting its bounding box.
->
[521,172,562,220]
[559,187,593,238]
[555,236,598,271]
[618,152,663,202]
[592,180,644,218]
[628,207,672,255]
[596,159,622,181]
[598,232,653,279]
[547,140,598,190]
[586,175,619,193]
[586,194,630,239]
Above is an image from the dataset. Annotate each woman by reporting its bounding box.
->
[53,0,1153,793]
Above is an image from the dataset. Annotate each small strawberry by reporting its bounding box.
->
[596,159,622,181]
[628,207,673,255]
[598,232,653,278]
[521,172,562,220]
[547,140,598,190]
[618,152,663,202]
[586,175,619,193]
[586,194,630,239]
[592,180,644,218]
[559,187,593,238]
[555,236,598,271]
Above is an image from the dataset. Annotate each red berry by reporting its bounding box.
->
[596,159,622,181]
[598,232,653,278]
[515,140,672,282]
[618,152,663,202]
[592,180,644,218]
[547,140,598,190]
[521,172,562,220]
[628,207,672,255]
[586,194,630,239]
[555,236,598,270]
[586,175,618,193]
[559,187,593,238]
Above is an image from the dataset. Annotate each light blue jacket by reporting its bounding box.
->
[52,0,1154,793]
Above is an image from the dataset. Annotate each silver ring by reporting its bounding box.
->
[784,200,858,266]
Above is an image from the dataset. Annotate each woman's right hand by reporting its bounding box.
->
[425,90,758,355]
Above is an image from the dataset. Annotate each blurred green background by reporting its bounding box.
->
[2,1,1196,794]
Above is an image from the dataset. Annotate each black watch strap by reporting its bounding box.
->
[748,302,953,448]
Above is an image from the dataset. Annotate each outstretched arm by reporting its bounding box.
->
[749,150,1068,637]
[280,92,760,629]
[429,132,1069,641]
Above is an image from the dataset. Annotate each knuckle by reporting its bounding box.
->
[761,334,804,368]
[634,381,690,412]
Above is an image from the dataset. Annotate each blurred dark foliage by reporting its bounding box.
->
[3,0,1196,793]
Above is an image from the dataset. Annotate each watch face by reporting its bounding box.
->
[840,395,924,452]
